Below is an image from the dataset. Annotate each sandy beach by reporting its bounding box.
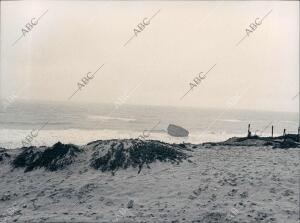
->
[1,1,299,222]
[0,138,299,223]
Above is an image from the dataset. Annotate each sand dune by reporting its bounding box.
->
[0,137,299,223]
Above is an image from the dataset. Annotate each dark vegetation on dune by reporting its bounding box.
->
[0,148,10,162]
[203,134,300,149]
[6,135,298,173]
[90,140,188,174]
[12,142,82,172]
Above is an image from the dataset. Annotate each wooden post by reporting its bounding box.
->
[283,129,287,142]
[247,124,251,138]
[271,125,273,138]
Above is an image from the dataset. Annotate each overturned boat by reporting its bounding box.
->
[167,124,189,137]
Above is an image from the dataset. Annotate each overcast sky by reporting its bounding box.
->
[0,1,299,112]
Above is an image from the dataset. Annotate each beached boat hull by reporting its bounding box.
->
[167,124,189,137]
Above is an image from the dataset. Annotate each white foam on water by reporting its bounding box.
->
[0,128,245,149]
[88,115,136,122]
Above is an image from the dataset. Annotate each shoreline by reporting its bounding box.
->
[1,133,300,152]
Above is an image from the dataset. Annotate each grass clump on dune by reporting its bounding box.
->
[90,140,188,174]
[12,142,82,172]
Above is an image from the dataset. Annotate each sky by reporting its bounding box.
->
[0,0,299,112]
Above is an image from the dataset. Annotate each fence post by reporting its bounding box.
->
[247,124,251,138]
[271,125,273,138]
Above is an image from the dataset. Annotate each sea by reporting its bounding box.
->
[0,100,298,149]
